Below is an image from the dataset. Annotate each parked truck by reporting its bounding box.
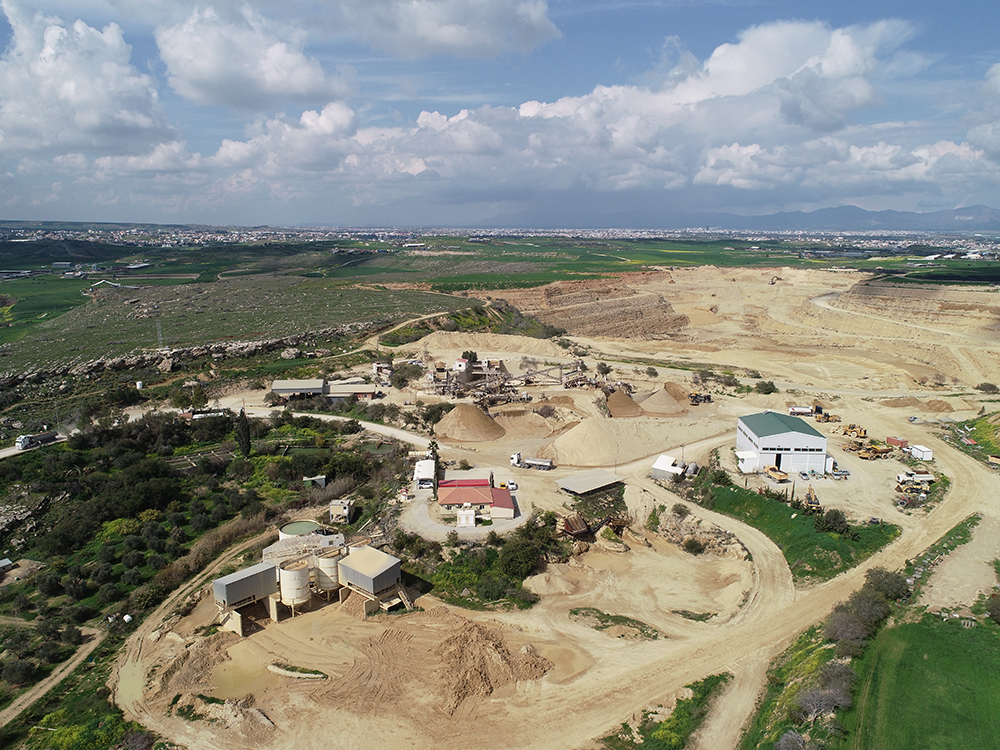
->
[510,452,555,470]
[788,406,815,416]
[15,431,58,450]
[764,465,789,483]
[897,471,935,485]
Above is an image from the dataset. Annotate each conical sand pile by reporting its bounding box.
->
[639,384,687,417]
[434,403,506,442]
[607,389,642,418]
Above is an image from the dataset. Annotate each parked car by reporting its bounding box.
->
[507,482,518,492]
[908,416,918,423]
[799,471,809,480]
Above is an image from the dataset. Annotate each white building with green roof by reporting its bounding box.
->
[736,411,831,474]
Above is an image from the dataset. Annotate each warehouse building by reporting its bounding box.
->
[735,411,830,474]
[213,562,278,610]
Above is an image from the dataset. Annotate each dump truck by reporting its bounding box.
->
[764,465,789,483]
[841,424,868,439]
[859,445,893,460]
[689,392,713,405]
[510,452,554,470]
[15,431,58,450]
[815,412,841,423]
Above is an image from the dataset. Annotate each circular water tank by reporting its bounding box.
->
[279,559,312,606]
[315,549,345,592]
[278,520,322,541]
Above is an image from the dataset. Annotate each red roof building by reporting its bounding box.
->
[438,485,516,520]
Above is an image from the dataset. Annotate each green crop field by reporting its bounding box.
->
[709,485,900,581]
[840,615,1000,749]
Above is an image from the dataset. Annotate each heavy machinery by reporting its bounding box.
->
[804,485,821,509]
[840,423,868,439]
[815,412,841,423]
[764,465,789,483]
[842,439,867,452]
[689,392,713,406]
[858,445,893,460]
[510,452,555,470]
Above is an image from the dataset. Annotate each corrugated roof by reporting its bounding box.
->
[738,411,824,439]
[213,561,276,586]
[272,378,325,392]
[557,469,622,495]
[339,546,399,579]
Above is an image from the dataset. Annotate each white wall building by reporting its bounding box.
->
[736,411,829,474]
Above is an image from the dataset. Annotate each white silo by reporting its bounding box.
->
[315,548,345,598]
[279,558,311,612]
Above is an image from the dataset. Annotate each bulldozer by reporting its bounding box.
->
[842,439,867,452]
[815,412,841,423]
[689,392,713,406]
[840,423,868,439]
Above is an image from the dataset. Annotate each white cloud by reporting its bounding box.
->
[0,0,171,155]
[339,0,560,58]
[155,7,351,107]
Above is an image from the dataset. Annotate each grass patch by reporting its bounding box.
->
[672,610,714,622]
[602,673,732,750]
[839,615,1000,749]
[706,485,900,581]
[569,607,662,639]
[272,663,327,677]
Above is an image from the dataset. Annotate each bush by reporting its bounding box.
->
[534,404,556,419]
[477,572,513,601]
[815,508,848,534]
[683,537,706,555]
[754,380,778,394]
[498,539,540,579]
[865,567,910,601]
[976,382,999,394]
[673,503,690,519]
[645,367,658,378]
[710,468,732,486]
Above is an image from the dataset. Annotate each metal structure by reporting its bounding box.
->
[213,562,278,610]
[279,559,312,609]
[315,549,345,597]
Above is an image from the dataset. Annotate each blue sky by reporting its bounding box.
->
[0,0,998,227]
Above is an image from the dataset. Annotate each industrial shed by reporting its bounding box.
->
[414,459,437,489]
[271,379,326,397]
[338,546,401,597]
[651,455,685,479]
[736,411,829,474]
[213,562,278,610]
[557,469,622,495]
[326,383,377,401]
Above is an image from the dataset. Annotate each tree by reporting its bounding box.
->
[754,380,778,394]
[847,587,890,635]
[673,503,690,519]
[190,387,208,409]
[461,350,479,365]
[596,362,612,376]
[775,729,806,750]
[683,537,706,554]
[864,567,909,601]
[815,508,848,534]
[645,366,658,378]
[498,539,540,579]
[234,408,252,457]
[976,382,999,394]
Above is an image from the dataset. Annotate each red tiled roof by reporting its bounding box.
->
[438,479,490,487]
[438,485,513,509]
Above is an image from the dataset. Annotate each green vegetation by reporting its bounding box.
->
[672,610,713,622]
[602,673,732,750]
[946,411,1000,464]
[570,483,627,524]
[272,663,327,677]
[569,607,661,639]
[841,615,1000,749]
[689,459,899,581]
[394,516,565,609]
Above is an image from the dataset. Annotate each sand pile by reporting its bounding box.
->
[638,385,687,417]
[924,399,954,413]
[435,403,506,442]
[881,396,923,408]
[607,389,642,418]
[541,417,670,466]
[436,621,551,715]
[493,411,553,439]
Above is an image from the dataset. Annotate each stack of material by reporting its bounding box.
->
[434,403,506,442]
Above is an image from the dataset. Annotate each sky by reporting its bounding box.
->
[1,0,999,227]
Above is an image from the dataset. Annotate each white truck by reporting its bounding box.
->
[788,406,816,416]
[15,431,58,450]
[510,452,555,470]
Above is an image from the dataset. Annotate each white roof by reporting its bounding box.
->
[735,450,758,459]
[653,455,677,469]
[557,469,622,495]
[414,459,436,479]
[340,546,399,579]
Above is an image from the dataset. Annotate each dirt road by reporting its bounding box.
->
[0,626,102,729]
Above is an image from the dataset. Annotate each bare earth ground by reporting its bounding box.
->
[112,266,1000,750]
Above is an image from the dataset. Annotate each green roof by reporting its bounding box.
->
[739,411,824,439]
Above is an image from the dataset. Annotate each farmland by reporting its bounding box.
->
[840,615,1000,750]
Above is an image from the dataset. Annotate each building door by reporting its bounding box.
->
[775,453,782,470]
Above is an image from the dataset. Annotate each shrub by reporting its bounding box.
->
[645,367,658,378]
[815,508,848,535]
[534,404,556,419]
[976,382,999,394]
[864,567,910,600]
[673,503,690,519]
[754,380,778,394]
[683,537,706,555]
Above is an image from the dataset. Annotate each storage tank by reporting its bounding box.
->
[279,559,312,606]
[278,520,322,541]
[315,549,345,593]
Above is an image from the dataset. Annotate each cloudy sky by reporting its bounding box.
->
[1,0,999,227]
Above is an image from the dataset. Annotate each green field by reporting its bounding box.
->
[708,485,900,581]
[840,616,1000,749]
